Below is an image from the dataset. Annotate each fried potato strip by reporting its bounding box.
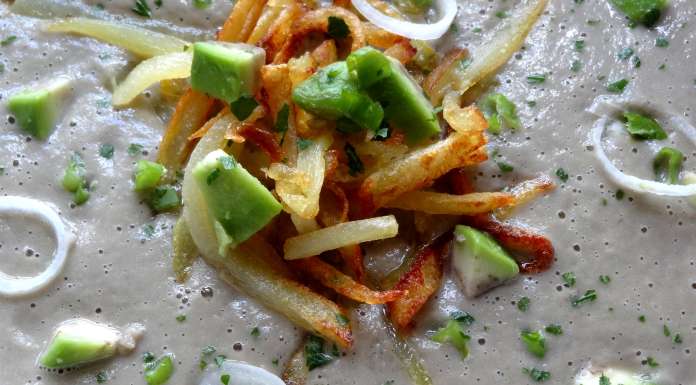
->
[385,191,514,215]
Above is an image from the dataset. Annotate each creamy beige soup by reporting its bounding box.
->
[1,0,695,384]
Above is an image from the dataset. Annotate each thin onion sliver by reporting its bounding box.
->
[0,196,74,298]
[351,0,457,41]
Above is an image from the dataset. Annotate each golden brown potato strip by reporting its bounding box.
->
[443,97,490,134]
[273,6,366,63]
[311,39,339,67]
[385,191,514,215]
[293,257,406,304]
[261,2,304,62]
[318,182,349,227]
[247,0,290,45]
[495,175,555,219]
[157,90,215,174]
[423,48,468,103]
[171,217,198,284]
[188,107,228,141]
[384,40,417,65]
[363,22,407,49]
[282,340,308,385]
[260,64,292,120]
[338,244,366,283]
[387,246,443,331]
[359,109,488,213]
[219,0,269,42]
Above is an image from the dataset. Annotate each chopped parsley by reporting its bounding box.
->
[143,352,156,363]
[571,289,597,307]
[556,168,569,182]
[656,37,669,47]
[562,272,576,287]
[220,374,230,385]
[99,144,114,159]
[1,35,17,47]
[132,0,152,17]
[336,313,350,326]
[599,373,611,385]
[674,333,683,344]
[230,96,258,120]
[202,345,216,355]
[571,60,582,72]
[517,297,531,312]
[128,143,144,156]
[520,330,546,358]
[215,355,226,367]
[653,147,683,184]
[297,138,313,151]
[618,47,634,60]
[142,224,156,239]
[432,320,471,358]
[574,40,586,51]
[327,16,350,39]
[96,371,108,383]
[344,143,364,176]
[663,324,671,337]
[527,74,546,84]
[523,367,551,382]
[148,185,180,212]
[633,56,642,68]
[305,335,333,370]
[495,10,508,18]
[599,275,611,284]
[545,324,563,335]
[274,104,290,144]
[623,112,667,140]
[451,310,475,326]
[645,356,659,367]
[607,79,629,93]
[615,189,625,200]
[199,359,207,370]
[482,93,521,134]
[175,314,186,322]
[154,0,162,7]
[193,0,212,9]
[658,63,666,70]
[250,327,260,338]
[638,315,646,322]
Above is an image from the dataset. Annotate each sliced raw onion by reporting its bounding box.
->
[112,51,193,107]
[45,17,190,58]
[351,0,457,41]
[199,360,284,385]
[591,117,696,197]
[0,197,75,298]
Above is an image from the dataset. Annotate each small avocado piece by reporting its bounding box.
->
[347,47,440,144]
[192,149,282,254]
[190,42,265,104]
[452,225,519,298]
[7,77,70,140]
[134,160,166,191]
[39,319,121,369]
[145,354,174,385]
[292,61,384,131]
[574,366,658,385]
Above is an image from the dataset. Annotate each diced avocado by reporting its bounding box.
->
[452,225,519,298]
[192,149,281,254]
[292,61,384,131]
[347,47,440,144]
[7,77,70,140]
[38,319,121,369]
[574,366,658,385]
[190,42,265,104]
[134,160,166,191]
[145,354,174,385]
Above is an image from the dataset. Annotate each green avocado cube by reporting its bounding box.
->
[190,42,265,104]
[347,47,440,144]
[192,149,281,253]
[292,61,384,131]
[7,78,69,140]
[452,225,519,298]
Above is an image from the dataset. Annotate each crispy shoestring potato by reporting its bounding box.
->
[384,191,515,215]
[282,340,309,385]
[387,246,444,331]
[495,175,555,219]
[292,257,406,304]
[171,217,198,284]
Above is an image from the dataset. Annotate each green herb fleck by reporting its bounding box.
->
[571,60,582,72]
[128,143,144,156]
[96,371,108,383]
[571,289,597,307]
[432,320,471,358]
[251,327,260,338]
[527,74,546,84]
[193,0,212,9]
[523,367,551,382]
[615,189,625,200]
[327,16,350,39]
[147,185,180,212]
[451,311,475,326]
[202,346,216,355]
[599,275,611,284]
[1,36,17,47]
[274,104,290,144]
[633,56,642,68]
[199,360,207,370]
[154,0,162,7]
[545,324,563,335]
[618,47,634,60]
[176,314,186,322]
[495,10,508,18]
[674,333,683,344]
[272,358,279,366]
[482,93,521,134]
[517,297,531,312]
[562,272,576,287]
[143,352,156,363]
[527,100,537,107]
[663,324,671,337]
[230,96,258,120]
[220,374,230,385]
[297,138,313,151]
[99,144,114,159]
[645,356,659,367]
[305,335,333,370]
[574,40,586,51]
[215,355,226,367]
[653,147,683,184]
[497,162,514,173]
[623,112,667,140]
[132,0,152,17]
[556,168,569,182]
[638,315,646,322]
[656,37,669,47]
[344,143,364,176]
[607,79,629,93]
[600,373,611,385]
[336,313,350,326]
[520,330,546,358]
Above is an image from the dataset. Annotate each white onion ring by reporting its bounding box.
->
[351,0,457,40]
[0,196,75,297]
[199,360,284,385]
[591,117,696,197]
